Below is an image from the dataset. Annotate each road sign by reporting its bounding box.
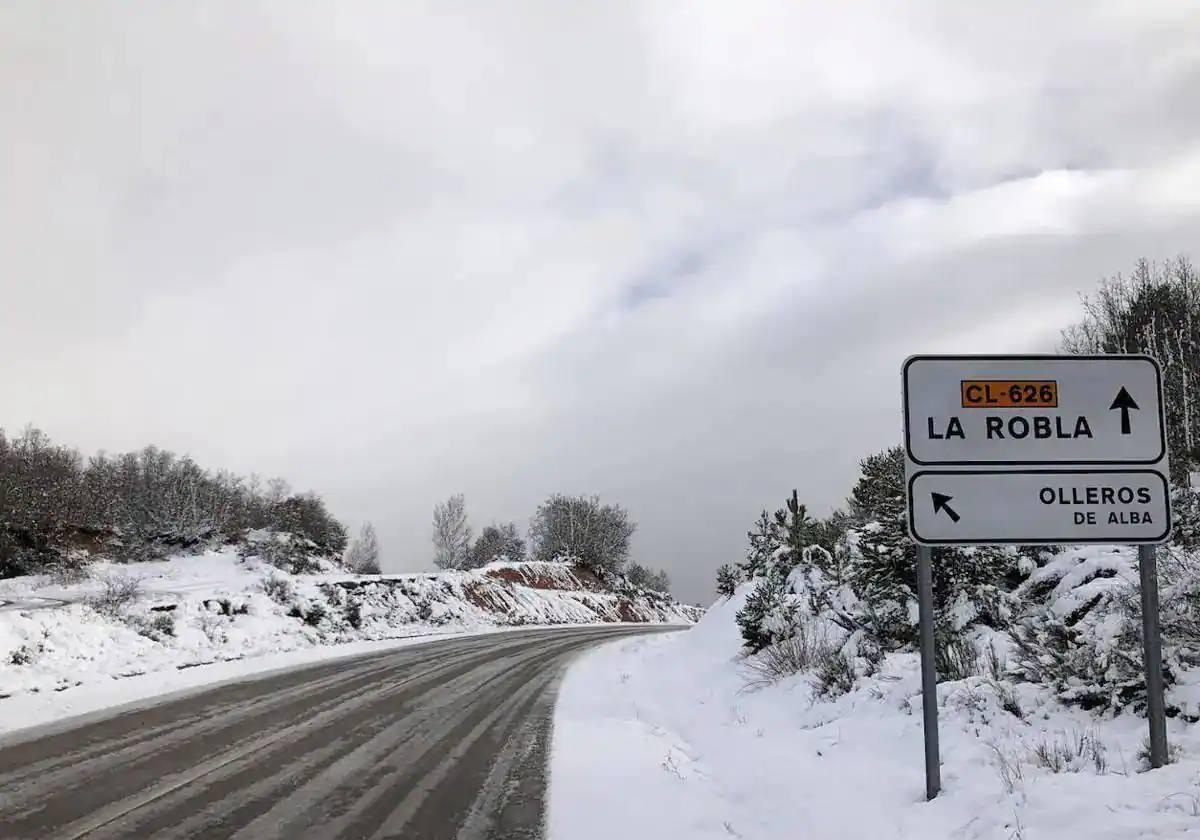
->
[901,354,1174,799]
[904,355,1166,466]
[908,469,1171,545]
[903,354,1171,545]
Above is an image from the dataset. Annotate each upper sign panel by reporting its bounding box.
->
[903,355,1166,466]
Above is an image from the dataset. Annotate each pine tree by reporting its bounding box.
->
[736,577,786,652]
[847,446,914,600]
[770,489,818,579]
[845,446,1015,641]
[716,564,740,598]
[741,510,781,580]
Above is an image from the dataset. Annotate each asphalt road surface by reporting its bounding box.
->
[0,625,678,839]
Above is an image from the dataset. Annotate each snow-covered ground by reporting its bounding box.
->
[550,588,1200,840]
[0,550,697,727]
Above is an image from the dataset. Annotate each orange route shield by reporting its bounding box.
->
[960,380,1058,409]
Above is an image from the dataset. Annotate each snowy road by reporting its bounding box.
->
[0,625,676,839]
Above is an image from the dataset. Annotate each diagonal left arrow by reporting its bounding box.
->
[931,492,960,523]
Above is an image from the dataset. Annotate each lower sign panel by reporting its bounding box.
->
[908,469,1172,545]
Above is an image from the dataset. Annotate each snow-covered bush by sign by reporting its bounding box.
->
[935,626,981,681]
[1029,729,1109,775]
[1156,545,1200,664]
[1012,609,1146,711]
[741,613,842,690]
[813,648,856,698]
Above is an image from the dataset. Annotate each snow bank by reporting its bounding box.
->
[550,588,1200,840]
[0,551,698,708]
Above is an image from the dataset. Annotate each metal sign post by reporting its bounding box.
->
[902,354,1173,799]
[915,545,940,800]
[1139,544,1168,768]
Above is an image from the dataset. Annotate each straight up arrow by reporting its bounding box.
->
[1110,386,1140,435]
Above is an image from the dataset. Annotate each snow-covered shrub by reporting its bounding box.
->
[245,531,328,574]
[1030,729,1108,775]
[742,616,840,690]
[149,612,176,637]
[1155,545,1200,664]
[9,643,40,665]
[1137,736,1182,770]
[1169,488,1200,548]
[813,649,856,698]
[290,600,327,627]
[987,678,1024,718]
[88,571,143,617]
[935,628,980,681]
[260,571,294,604]
[345,598,363,629]
[46,555,93,585]
[988,742,1025,794]
[197,607,227,644]
[129,611,176,641]
[1011,608,1146,710]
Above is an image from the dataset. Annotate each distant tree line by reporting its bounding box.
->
[430,492,671,593]
[0,427,347,577]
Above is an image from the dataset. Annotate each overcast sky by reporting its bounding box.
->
[3,2,1199,603]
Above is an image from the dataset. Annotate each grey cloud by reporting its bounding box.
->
[2,1,1199,603]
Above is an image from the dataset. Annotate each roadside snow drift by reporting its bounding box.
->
[550,588,1200,840]
[0,552,699,705]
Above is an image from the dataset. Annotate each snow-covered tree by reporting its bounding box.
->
[467,522,525,568]
[1063,256,1200,487]
[627,562,671,593]
[735,576,794,652]
[716,564,740,598]
[346,522,381,573]
[432,494,472,570]
[528,494,635,574]
[741,510,781,580]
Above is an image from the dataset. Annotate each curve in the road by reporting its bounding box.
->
[0,625,678,840]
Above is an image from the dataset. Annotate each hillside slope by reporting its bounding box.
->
[0,551,699,700]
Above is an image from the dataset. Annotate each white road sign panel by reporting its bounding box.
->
[908,469,1171,545]
[903,355,1166,466]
